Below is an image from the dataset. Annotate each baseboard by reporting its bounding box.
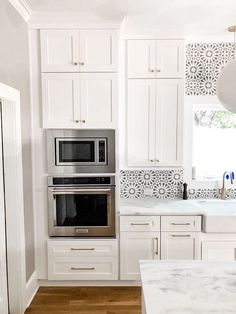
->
[38,279,141,287]
[25,271,39,308]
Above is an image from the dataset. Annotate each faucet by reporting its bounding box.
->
[220,171,234,200]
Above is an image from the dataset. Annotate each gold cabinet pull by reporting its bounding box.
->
[155,237,159,255]
[130,223,150,226]
[171,234,191,238]
[70,248,95,251]
[71,267,95,271]
[171,223,191,226]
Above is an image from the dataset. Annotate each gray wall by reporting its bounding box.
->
[0,0,35,281]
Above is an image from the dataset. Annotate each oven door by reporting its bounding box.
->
[48,187,115,237]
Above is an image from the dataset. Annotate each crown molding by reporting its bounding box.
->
[8,0,32,22]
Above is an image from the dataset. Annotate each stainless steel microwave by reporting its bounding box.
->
[46,130,115,174]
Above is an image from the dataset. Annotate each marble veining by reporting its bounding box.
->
[119,198,236,216]
[140,260,236,314]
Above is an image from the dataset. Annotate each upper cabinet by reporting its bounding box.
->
[127,39,184,78]
[41,29,118,73]
[42,73,117,129]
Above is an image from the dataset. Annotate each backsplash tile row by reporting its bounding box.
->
[186,42,234,96]
[120,170,236,199]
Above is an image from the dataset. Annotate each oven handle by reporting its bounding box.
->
[51,188,112,194]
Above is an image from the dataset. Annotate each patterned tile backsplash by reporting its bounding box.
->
[186,42,234,96]
[120,170,236,199]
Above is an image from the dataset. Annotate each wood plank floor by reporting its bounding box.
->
[25,287,141,314]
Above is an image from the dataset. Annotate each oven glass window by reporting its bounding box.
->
[58,140,95,163]
[55,194,108,226]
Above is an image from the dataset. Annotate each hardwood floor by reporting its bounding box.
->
[25,287,141,314]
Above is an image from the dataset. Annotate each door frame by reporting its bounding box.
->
[0,82,26,314]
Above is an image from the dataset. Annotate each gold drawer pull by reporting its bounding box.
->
[171,234,191,238]
[71,267,95,271]
[130,223,150,226]
[70,248,95,251]
[171,223,191,226]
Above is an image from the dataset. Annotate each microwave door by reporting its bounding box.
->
[55,138,96,166]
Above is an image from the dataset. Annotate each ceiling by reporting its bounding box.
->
[23,0,236,39]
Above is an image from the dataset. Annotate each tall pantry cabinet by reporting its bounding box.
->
[127,39,184,166]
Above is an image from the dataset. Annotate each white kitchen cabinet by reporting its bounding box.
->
[161,232,201,260]
[127,79,183,166]
[120,232,160,280]
[202,241,236,262]
[42,73,117,128]
[128,40,184,78]
[41,29,118,72]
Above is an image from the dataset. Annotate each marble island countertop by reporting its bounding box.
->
[140,260,236,314]
[119,198,236,216]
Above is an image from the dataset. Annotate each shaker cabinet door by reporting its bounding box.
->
[127,79,156,166]
[155,79,183,166]
[41,30,79,72]
[80,73,117,128]
[156,40,184,78]
[120,232,160,280]
[79,30,118,72]
[42,73,80,128]
[128,40,156,78]
[161,232,201,260]
[202,241,236,262]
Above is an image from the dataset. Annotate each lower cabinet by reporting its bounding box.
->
[120,232,160,280]
[47,239,118,280]
[202,240,236,262]
[161,232,201,260]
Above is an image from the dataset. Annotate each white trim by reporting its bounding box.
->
[7,0,32,22]
[39,280,141,287]
[0,82,26,314]
[25,271,38,309]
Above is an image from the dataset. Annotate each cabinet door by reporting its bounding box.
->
[41,30,80,72]
[120,232,160,280]
[156,40,184,78]
[128,40,156,78]
[202,241,236,262]
[155,79,183,166]
[161,232,200,260]
[80,73,117,128]
[42,73,80,128]
[79,30,118,72]
[127,80,156,166]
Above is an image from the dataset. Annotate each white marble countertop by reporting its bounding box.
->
[140,260,236,314]
[119,198,236,216]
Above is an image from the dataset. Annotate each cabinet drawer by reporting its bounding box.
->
[48,257,118,280]
[120,216,160,232]
[161,216,201,231]
[48,240,118,257]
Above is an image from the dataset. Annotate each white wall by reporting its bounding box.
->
[0,0,35,281]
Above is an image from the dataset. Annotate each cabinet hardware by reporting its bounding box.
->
[80,62,85,66]
[149,69,155,73]
[73,62,78,66]
[155,159,160,162]
[156,69,161,72]
[171,234,191,237]
[81,120,86,123]
[150,159,154,162]
[71,267,95,271]
[155,237,159,255]
[75,120,79,123]
[171,223,191,226]
[130,223,150,226]
[70,248,95,251]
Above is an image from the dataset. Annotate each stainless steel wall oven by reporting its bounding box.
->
[48,175,116,237]
[47,129,115,174]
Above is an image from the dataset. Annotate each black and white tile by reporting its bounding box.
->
[186,43,235,96]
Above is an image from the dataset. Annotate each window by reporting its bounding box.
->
[192,105,236,180]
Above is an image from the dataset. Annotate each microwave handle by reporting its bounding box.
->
[51,188,112,194]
